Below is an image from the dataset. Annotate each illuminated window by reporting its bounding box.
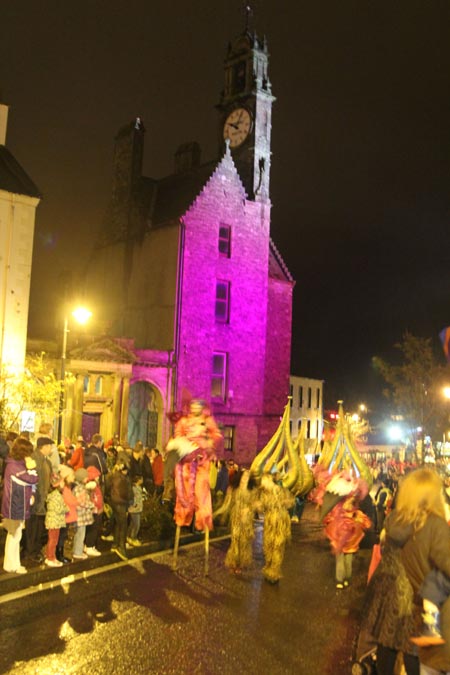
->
[95,376,103,395]
[222,425,235,452]
[215,281,230,323]
[219,225,231,257]
[212,352,227,400]
[83,376,90,394]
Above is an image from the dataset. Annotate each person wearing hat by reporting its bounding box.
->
[24,436,54,564]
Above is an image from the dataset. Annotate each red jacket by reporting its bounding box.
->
[152,455,164,486]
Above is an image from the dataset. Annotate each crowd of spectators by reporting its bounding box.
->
[0,426,239,572]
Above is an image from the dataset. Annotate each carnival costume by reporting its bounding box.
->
[222,470,256,573]
[257,474,295,583]
[172,403,222,531]
[321,470,371,587]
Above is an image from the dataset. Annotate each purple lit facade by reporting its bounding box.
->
[86,28,294,462]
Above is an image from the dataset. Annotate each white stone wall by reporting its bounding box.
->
[0,190,39,373]
[289,375,324,441]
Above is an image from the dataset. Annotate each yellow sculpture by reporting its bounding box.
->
[318,402,372,488]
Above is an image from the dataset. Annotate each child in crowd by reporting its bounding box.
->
[72,468,95,561]
[127,475,144,546]
[84,466,103,557]
[57,465,75,563]
[45,472,69,567]
[408,569,449,646]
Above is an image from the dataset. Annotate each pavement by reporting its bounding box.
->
[0,523,228,598]
[0,503,372,674]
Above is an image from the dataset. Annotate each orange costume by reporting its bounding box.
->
[324,497,372,554]
[173,408,222,531]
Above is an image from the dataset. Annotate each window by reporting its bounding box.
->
[212,352,227,400]
[297,420,302,433]
[307,420,311,438]
[95,376,103,395]
[289,384,293,406]
[299,386,303,408]
[83,376,90,394]
[316,419,320,439]
[316,388,321,409]
[222,425,235,452]
[219,225,231,257]
[307,387,312,409]
[215,281,230,323]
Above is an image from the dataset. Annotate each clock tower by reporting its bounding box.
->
[217,29,275,202]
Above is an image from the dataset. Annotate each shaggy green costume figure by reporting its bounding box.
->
[257,474,295,584]
[224,470,256,574]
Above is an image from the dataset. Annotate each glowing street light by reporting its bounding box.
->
[443,386,450,400]
[389,425,403,442]
[359,403,367,414]
[57,306,92,443]
[71,306,92,325]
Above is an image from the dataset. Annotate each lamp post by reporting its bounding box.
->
[57,307,92,444]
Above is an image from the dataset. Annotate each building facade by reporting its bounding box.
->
[0,101,40,376]
[289,376,324,447]
[80,28,294,463]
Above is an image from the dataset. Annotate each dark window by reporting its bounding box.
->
[289,384,293,406]
[233,61,246,92]
[307,420,311,438]
[212,352,227,400]
[316,388,321,409]
[299,386,303,408]
[219,225,231,257]
[215,281,230,322]
[307,387,312,409]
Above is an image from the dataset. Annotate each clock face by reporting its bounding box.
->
[223,108,252,148]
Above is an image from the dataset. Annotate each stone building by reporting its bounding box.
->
[82,28,294,463]
[0,101,40,375]
[289,376,324,448]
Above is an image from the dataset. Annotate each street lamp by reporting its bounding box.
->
[443,386,450,400]
[57,306,92,443]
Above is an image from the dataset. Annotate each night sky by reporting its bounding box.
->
[1,1,449,411]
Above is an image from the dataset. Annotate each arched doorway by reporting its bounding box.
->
[128,381,161,449]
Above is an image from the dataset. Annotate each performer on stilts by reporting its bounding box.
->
[169,399,222,573]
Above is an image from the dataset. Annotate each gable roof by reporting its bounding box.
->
[68,337,137,364]
[269,238,294,282]
[0,146,41,198]
[149,160,217,226]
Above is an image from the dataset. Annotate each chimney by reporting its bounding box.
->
[174,142,201,174]
[0,103,9,146]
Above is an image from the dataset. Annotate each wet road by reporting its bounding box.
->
[0,505,370,675]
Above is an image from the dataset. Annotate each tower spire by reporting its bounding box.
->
[243,3,253,33]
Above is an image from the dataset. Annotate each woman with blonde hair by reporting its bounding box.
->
[361,468,450,675]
